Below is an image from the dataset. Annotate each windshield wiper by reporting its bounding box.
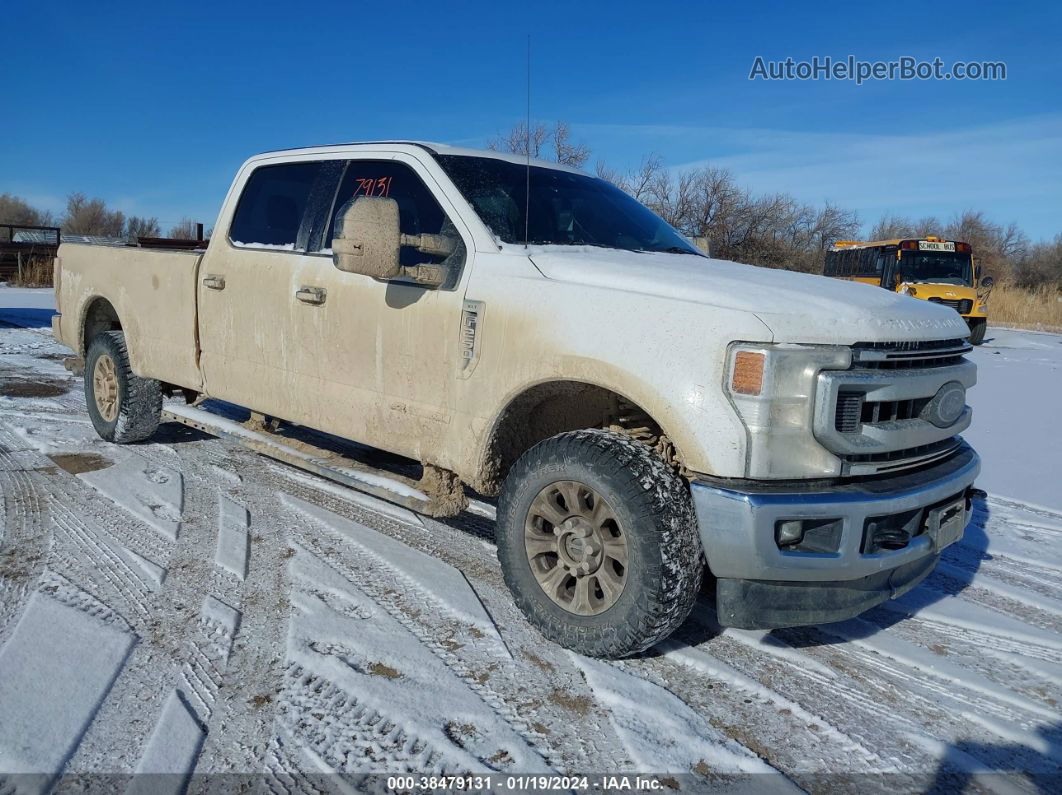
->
[639,246,697,255]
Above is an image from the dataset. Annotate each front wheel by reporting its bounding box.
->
[496,429,704,658]
[84,331,162,443]
[968,318,987,345]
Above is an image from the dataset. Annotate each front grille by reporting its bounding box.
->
[928,297,973,315]
[835,392,863,433]
[834,392,935,433]
[851,338,971,370]
[860,396,931,424]
[841,438,962,472]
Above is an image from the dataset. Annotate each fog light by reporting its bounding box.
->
[776,519,805,546]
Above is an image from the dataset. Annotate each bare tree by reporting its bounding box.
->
[1016,234,1062,287]
[550,121,590,168]
[125,216,160,239]
[488,121,590,168]
[869,214,943,241]
[168,218,203,240]
[811,202,861,255]
[488,121,550,159]
[0,194,54,229]
[61,193,126,236]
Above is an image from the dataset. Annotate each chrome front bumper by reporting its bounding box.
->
[691,444,980,628]
[690,443,979,584]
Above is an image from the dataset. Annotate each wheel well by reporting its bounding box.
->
[476,381,677,495]
[81,297,122,355]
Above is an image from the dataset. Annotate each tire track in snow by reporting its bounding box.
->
[282,515,544,753]
[637,617,980,782]
[278,540,550,776]
[273,663,448,777]
[0,432,52,649]
[50,500,155,620]
[173,447,662,773]
[573,652,798,788]
[62,449,227,777]
[818,620,1056,752]
[135,441,293,777]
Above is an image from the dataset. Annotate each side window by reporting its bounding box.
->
[323,160,461,268]
[229,162,322,249]
[859,248,873,276]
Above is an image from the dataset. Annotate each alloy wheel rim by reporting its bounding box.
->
[93,354,119,422]
[524,480,628,616]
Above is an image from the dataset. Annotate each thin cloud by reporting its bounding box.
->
[667,115,1062,237]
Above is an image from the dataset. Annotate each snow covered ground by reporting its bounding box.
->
[0,287,1059,792]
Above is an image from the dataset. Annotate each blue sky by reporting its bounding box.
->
[2,0,1059,239]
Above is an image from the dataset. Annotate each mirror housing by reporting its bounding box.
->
[980,275,995,289]
[332,196,402,280]
[331,196,455,287]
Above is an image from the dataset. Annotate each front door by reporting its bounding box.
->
[285,153,474,465]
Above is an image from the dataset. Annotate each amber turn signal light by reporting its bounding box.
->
[731,351,765,396]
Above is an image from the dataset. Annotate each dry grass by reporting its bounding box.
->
[987,284,1062,333]
[10,257,54,287]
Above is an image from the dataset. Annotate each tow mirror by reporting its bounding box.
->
[331,196,455,287]
[980,275,994,289]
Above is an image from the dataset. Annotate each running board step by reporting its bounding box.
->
[161,403,496,521]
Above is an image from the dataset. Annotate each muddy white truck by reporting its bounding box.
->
[52,142,981,658]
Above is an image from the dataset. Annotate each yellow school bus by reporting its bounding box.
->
[825,236,991,344]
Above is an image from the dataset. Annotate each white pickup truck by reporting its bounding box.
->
[53,142,981,657]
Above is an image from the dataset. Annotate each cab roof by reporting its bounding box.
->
[251,140,588,175]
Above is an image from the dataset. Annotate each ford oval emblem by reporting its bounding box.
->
[925,381,967,428]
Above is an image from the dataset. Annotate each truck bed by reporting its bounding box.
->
[54,242,203,390]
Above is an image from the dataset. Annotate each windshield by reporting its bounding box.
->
[897,251,973,286]
[434,154,699,255]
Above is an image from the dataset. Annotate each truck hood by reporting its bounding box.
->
[527,248,970,344]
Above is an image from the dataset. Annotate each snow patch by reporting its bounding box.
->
[122,546,167,588]
[78,456,183,541]
[281,493,499,638]
[128,689,206,785]
[0,591,134,777]
[201,595,241,636]
[215,494,250,580]
[282,545,549,773]
[573,653,795,785]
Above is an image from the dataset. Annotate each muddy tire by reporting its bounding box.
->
[496,429,704,658]
[968,318,987,345]
[84,331,162,443]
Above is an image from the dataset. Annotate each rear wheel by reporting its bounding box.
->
[496,429,704,658]
[84,331,162,443]
[968,318,987,345]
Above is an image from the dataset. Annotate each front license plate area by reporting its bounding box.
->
[926,496,967,550]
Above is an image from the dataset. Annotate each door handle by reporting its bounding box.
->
[295,286,326,305]
[202,274,226,290]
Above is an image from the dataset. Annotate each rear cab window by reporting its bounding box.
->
[229,162,324,250]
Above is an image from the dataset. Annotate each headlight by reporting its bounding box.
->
[725,343,851,478]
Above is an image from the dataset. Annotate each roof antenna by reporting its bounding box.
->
[524,33,531,249]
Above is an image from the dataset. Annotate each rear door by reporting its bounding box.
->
[197,159,338,421]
